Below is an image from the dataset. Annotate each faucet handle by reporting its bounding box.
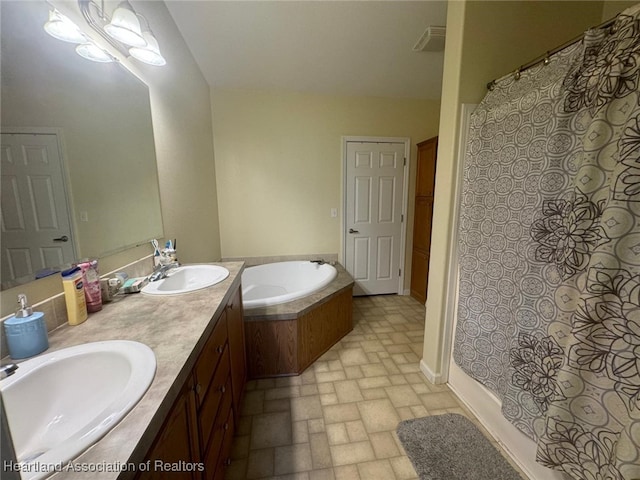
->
[0,363,18,380]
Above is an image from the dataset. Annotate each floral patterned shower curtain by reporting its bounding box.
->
[454,5,640,480]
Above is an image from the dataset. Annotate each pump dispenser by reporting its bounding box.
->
[3,294,49,359]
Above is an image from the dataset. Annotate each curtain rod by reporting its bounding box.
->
[486,16,618,90]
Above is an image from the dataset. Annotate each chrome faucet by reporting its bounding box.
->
[0,364,18,380]
[310,259,326,265]
[148,263,178,282]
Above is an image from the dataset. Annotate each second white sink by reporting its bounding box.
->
[142,264,230,295]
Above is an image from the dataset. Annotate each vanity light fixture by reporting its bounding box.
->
[128,14,166,66]
[43,1,166,67]
[129,27,166,66]
[75,42,114,62]
[44,8,114,63]
[79,0,167,67]
[103,1,146,47]
[43,9,87,44]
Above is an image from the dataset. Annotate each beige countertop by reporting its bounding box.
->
[16,261,245,480]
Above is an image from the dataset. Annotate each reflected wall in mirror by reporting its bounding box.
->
[0,0,163,290]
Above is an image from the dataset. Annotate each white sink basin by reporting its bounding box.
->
[141,264,230,295]
[1,341,156,480]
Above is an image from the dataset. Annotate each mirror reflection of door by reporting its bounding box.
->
[1,132,76,288]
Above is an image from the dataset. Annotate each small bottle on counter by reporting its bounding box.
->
[61,266,88,325]
[3,294,49,359]
[78,260,102,312]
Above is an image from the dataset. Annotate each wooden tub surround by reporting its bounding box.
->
[244,264,354,378]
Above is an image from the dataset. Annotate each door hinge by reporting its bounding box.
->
[401,214,404,223]
[399,268,402,276]
[403,157,407,167]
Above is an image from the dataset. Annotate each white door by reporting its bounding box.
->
[345,140,406,295]
[1,132,76,286]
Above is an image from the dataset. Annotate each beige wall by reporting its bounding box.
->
[212,88,440,289]
[423,1,606,377]
[133,1,221,265]
[1,1,220,317]
[601,1,638,20]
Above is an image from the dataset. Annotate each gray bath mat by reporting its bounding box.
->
[396,413,523,480]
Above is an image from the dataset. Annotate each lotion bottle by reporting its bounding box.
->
[61,266,88,325]
[78,260,102,312]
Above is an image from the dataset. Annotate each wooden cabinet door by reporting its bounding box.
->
[410,136,437,304]
[410,249,430,304]
[413,197,434,252]
[138,379,200,480]
[415,138,438,197]
[226,286,246,422]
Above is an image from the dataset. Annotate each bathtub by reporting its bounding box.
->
[242,261,354,378]
[242,261,338,309]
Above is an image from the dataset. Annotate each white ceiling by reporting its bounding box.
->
[165,1,448,100]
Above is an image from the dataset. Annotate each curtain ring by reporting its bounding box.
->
[543,52,551,66]
[487,80,496,91]
[514,68,521,81]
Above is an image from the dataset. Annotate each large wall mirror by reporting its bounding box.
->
[0,0,163,290]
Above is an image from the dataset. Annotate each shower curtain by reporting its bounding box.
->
[454,5,640,480]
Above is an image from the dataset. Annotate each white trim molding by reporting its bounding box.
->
[420,358,443,384]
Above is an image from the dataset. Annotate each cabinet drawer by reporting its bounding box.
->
[199,350,230,453]
[213,405,235,480]
[202,375,233,480]
[194,312,228,407]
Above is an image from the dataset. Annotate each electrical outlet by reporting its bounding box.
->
[330,208,338,218]
[80,211,89,222]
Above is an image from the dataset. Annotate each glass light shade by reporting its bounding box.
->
[44,10,86,44]
[104,2,146,47]
[129,31,166,66]
[75,43,114,63]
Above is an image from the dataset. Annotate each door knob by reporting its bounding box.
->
[348,228,359,234]
[53,235,69,242]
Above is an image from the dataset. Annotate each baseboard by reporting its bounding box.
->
[419,359,443,384]
[402,288,410,296]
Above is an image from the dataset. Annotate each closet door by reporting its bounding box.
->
[410,137,437,303]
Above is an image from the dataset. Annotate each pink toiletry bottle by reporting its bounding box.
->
[78,260,103,312]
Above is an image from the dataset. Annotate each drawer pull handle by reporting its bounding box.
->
[220,385,226,394]
[224,458,232,466]
[216,345,224,354]
[195,383,202,394]
[228,303,234,310]
[223,422,229,431]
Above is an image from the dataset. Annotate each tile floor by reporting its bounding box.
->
[226,295,524,480]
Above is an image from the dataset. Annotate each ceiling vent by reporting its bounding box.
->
[413,25,446,52]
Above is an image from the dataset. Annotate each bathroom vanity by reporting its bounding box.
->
[136,283,245,480]
[25,262,247,480]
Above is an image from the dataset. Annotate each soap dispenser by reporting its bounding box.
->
[3,294,49,360]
